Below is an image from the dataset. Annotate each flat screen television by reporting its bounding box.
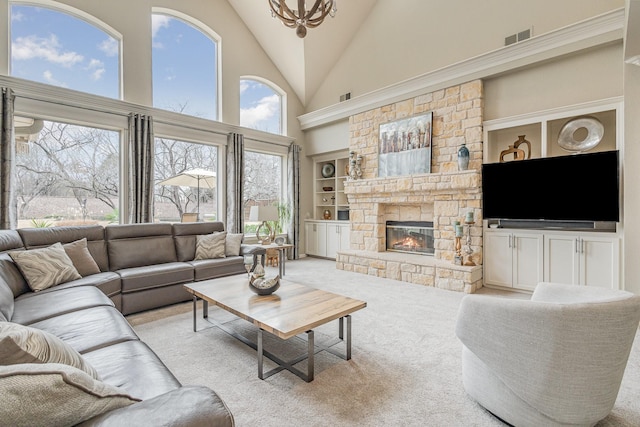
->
[482,150,619,222]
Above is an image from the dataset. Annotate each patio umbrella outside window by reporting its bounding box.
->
[158,168,216,220]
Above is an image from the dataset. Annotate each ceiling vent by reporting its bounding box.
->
[339,92,351,102]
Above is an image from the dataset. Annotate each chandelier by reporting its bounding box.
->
[268,0,337,38]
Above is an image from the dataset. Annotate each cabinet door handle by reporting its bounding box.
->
[508,235,512,248]
[575,238,578,254]
[581,238,585,254]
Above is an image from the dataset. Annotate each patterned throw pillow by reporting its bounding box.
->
[0,363,140,427]
[63,238,101,277]
[225,233,244,257]
[195,232,227,260]
[0,322,100,380]
[9,243,81,292]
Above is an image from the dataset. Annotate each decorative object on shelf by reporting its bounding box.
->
[348,151,364,180]
[457,143,470,171]
[252,262,265,278]
[274,236,285,246]
[268,0,336,38]
[499,135,531,162]
[557,116,604,153]
[454,223,463,265]
[249,274,280,295]
[249,205,279,243]
[323,209,332,220]
[379,112,433,178]
[321,162,336,178]
[322,186,333,191]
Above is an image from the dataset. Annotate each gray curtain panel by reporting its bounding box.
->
[0,88,15,230]
[226,132,244,234]
[128,113,154,223]
[287,143,301,259]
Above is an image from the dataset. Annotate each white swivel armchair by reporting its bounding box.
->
[456,282,640,427]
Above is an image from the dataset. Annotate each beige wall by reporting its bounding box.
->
[306,0,624,111]
[624,62,640,293]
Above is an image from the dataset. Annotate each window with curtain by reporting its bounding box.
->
[14,120,120,228]
[10,4,120,99]
[240,78,284,135]
[152,13,219,120]
[154,138,218,222]
[243,150,284,234]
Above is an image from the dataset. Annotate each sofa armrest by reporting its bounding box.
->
[78,386,234,427]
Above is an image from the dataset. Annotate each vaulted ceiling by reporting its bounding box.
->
[228,0,378,106]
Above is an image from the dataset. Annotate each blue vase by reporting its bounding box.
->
[458,143,470,171]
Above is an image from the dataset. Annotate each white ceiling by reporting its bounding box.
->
[228,0,378,106]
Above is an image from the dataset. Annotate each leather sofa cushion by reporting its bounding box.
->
[190,257,245,282]
[120,283,191,316]
[29,305,139,354]
[108,236,177,270]
[173,222,225,262]
[37,272,121,298]
[12,286,114,325]
[0,230,24,252]
[118,262,193,293]
[18,225,109,272]
[82,340,181,400]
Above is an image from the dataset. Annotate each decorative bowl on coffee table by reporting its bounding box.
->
[249,275,281,295]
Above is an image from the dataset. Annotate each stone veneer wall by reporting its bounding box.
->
[336,80,484,293]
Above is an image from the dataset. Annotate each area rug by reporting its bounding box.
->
[129,258,640,427]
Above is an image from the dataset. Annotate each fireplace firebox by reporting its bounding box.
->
[386,221,434,255]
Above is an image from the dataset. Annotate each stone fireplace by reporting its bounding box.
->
[335,80,484,293]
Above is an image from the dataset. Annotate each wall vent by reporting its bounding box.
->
[339,92,351,102]
[505,27,532,46]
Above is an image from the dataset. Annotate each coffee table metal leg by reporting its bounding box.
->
[203,300,208,319]
[346,315,352,360]
[307,330,314,382]
[192,296,197,332]
[258,329,264,380]
[339,317,344,339]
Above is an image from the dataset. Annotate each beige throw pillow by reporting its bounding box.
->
[0,363,140,427]
[0,322,99,380]
[225,233,244,257]
[63,238,101,277]
[195,232,227,260]
[9,243,81,291]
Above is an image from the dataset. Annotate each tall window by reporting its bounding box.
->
[154,138,218,222]
[152,13,218,120]
[15,120,120,228]
[10,5,120,99]
[243,151,283,234]
[240,78,284,135]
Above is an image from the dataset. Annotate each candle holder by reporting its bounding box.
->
[464,220,476,266]
[454,236,463,265]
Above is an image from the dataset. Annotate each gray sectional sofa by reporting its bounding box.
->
[0,221,265,426]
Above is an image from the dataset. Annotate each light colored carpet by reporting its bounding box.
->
[128,258,640,427]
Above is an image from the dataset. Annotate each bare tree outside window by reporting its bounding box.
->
[15,120,120,228]
[243,151,283,233]
[154,138,218,222]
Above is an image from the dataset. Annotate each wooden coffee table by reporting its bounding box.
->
[184,276,366,382]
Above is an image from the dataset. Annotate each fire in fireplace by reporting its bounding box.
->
[386,221,434,255]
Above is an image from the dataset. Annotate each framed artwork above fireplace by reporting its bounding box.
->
[378,111,433,177]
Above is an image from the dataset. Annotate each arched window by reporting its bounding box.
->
[152,11,219,120]
[240,78,285,135]
[10,4,120,99]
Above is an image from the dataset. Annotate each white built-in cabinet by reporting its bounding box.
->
[305,220,350,259]
[482,98,623,292]
[544,232,620,289]
[484,228,620,291]
[483,230,543,291]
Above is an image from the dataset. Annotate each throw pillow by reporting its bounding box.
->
[8,243,81,292]
[195,232,227,260]
[225,233,244,257]
[63,238,101,277]
[0,363,140,427]
[0,322,99,380]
